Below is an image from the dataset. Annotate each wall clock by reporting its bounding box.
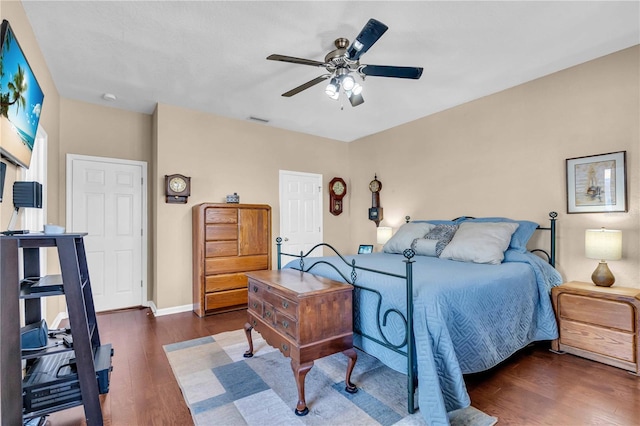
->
[329,177,347,216]
[368,175,383,226]
[165,174,191,204]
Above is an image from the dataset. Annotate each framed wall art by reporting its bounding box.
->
[566,151,627,213]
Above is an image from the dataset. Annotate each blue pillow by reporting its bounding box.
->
[459,217,539,253]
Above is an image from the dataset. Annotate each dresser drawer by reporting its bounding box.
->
[248,279,299,319]
[248,294,263,316]
[206,255,268,275]
[205,241,238,257]
[559,293,634,332]
[206,224,238,241]
[560,319,635,362]
[251,315,293,358]
[205,288,247,311]
[205,273,247,292]
[275,311,298,340]
[205,208,237,224]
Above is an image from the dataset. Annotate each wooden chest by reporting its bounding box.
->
[192,203,271,317]
[551,281,640,374]
[244,269,357,415]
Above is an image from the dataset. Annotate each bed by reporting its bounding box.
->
[278,212,562,425]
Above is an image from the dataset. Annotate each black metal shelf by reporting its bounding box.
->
[20,274,65,298]
[20,336,73,361]
[1,234,111,425]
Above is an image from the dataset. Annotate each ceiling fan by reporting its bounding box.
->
[267,18,423,107]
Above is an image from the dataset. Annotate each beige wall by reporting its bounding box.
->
[4,0,638,318]
[349,46,640,288]
[59,98,153,298]
[1,0,63,322]
[153,103,351,309]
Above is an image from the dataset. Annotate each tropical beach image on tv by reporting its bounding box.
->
[0,19,44,169]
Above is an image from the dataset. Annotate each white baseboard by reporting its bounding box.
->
[149,301,193,317]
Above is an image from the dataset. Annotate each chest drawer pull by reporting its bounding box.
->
[282,300,289,309]
[252,319,257,326]
[265,311,272,318]
[251,302,258,309]
[282,320,289,329]
[252,286,259,293]
[282,343,288,351]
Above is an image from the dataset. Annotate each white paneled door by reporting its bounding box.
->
[67,155,147,312]
[279,170,323,265]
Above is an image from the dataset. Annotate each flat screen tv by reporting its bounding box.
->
[0,19,44,169]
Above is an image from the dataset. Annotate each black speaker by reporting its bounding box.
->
[0,161,6,203]
[13,181,42,208]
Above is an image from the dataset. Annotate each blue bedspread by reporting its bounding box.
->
[284,249,562,425]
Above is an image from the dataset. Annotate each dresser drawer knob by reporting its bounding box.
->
[265,311,272,318]
[282,301,289,309]
[251,302,258,309]
[252,286,259,293]
[252,319,257,326]
[282,343,288,351]
[282,320,289,329]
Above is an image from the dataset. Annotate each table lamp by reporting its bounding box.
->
[585,228,622,287]
[377,226,392,245]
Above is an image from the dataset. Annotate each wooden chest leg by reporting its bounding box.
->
[291,359,314,416]
[343,348,358,393]
[243,322,254,358]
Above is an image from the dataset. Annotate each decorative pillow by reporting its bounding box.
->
[424,224,458,257]
[411,238,438,257]
[439,222,519,264]
[383,222,435,254]
[461,217,538,252]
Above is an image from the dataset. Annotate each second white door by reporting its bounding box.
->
[279,170,323,265]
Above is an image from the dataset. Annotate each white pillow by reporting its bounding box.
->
[383,222,435,254]
[411,238,439,257]
[439,222,519,264]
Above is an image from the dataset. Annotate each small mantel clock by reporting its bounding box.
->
[368,175,383,226]
[165,174,191,204]
[329,177,347,216]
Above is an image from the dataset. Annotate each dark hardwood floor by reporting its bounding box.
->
[47,307,640,425]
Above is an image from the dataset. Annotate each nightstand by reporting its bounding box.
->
[551,281,640,375]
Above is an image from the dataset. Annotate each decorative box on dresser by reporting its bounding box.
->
[551,281,640,375]
[192,203,271,317]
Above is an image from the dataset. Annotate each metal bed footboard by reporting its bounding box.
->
[275,211,558,415]
[276,237,419,413]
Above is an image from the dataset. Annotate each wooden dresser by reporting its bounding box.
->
[192,203,271,317]
[551,281,640,374]
[244,269,357,415]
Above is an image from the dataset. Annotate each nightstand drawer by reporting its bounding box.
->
[559,293,634,332]
[560,319,635,362]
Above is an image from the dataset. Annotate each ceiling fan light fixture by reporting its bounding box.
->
[351,83,363,95]
[342,74,355,91]
[325,77,340,98]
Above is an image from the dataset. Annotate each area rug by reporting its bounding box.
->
[164,329,497,426]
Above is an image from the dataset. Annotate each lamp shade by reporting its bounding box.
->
[377,226,393,245]
[585,228,622,261]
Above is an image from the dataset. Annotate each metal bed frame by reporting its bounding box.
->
[276,211,557,414]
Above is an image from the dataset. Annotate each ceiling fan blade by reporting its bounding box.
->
[347,91,364,107]
[361,65,423,79]
[267,54,326,67]
[282,75,331,97]
[347,18,389,61]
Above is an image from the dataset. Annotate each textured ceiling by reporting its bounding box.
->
[21,1,640,142]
